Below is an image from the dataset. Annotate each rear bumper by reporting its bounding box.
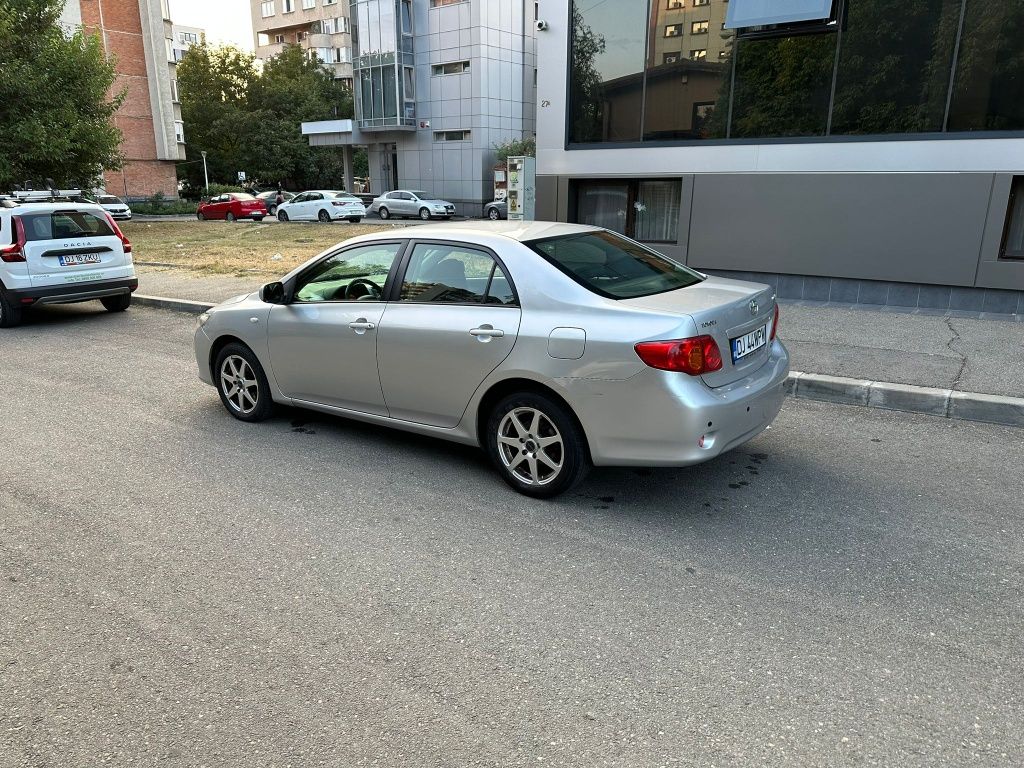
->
[562,340,790,467]
[8,278,138,306]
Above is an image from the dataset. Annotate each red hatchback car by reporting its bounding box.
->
[197,193,267,222]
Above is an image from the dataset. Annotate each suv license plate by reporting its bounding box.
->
[731,324,769,362]
[59,254,102,266]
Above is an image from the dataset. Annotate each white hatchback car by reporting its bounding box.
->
[0,202,137,327]
[96,194,133,221]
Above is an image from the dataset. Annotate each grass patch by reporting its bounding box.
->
[122,220,393,277]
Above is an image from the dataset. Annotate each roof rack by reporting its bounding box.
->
[10,189,86,202]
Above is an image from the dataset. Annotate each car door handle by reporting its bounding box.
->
[469,326,504,338]
[349,320,376,330]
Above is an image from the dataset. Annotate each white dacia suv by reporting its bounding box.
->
[0,201,137,328]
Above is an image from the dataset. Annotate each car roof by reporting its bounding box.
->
[349,220,602,244]
[0,201,106,215]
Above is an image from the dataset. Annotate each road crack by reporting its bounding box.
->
[944,316,969,391]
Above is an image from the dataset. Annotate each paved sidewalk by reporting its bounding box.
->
[136,266,1023,402]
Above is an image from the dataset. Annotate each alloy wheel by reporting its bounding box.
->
[496,407,564,486]
[220,355,259,415]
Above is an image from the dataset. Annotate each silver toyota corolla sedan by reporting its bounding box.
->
[194,222,789,497]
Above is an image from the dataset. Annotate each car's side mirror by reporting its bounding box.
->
[260,281,286,304]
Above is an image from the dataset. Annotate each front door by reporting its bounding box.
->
[267,241,405,415]
[377,241,521,427]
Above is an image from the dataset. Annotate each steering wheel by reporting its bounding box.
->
[345,278,382,301]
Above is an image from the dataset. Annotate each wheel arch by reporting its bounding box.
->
[475,377,593,463]
[208,334,249,379]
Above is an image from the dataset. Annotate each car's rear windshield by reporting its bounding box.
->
[20,211,115,241]
[99,196,122,204]
[527,230,704,300]
[231,193,256,201]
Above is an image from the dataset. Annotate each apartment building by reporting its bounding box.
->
[60,0,185,198]
[251,0,354,84]
[302,0,537,215]
[171,23,205,63]
[535,0,1024,312]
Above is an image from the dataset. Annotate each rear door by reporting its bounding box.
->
[376,240,522,427]
[19,208,128,288]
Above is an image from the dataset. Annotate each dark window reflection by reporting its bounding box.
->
[730,34,836,138]
[642,0,733,140]
[947,0,1024,131]
[569,0,648,143]
[831,0,961,135]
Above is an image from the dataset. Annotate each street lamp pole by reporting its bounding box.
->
[201,151,209,193]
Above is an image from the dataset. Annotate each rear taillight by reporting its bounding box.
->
[1,216,27,262]
[635,336,723,376]
[103,212,132,254]
[770,304,780,341]
[332,201,344,207]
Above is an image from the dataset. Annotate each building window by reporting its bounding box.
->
[318,17,336,33]
[325,0,336,4]
[667,0,684,8]
[691,20,709,35]
[302,0,315,8]
[165,37,174,62]
[403,66,415,100]
[283,0,294,12]
[434,130,471,141]
[663,52,679,64]
[401,0,413,35]
[575,179,682,243]
[432,60,470,76]
[693,0,708,6]
[170,79,179,102]
[261,1,275,17]
[161,0,171,20]
[1002,177,1024,260]
[665,24,681,37]
[690,49,706,60]
[430,0,467,6]
[274,34,285,43]
[334,46,351,63]
[174,121,185,144]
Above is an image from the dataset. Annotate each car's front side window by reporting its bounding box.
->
[293,243,403,303]
[399,243,517,305]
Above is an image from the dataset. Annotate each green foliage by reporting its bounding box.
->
[131,199,197,215]
[0,0,124,190]
[177,42,355,191]
[493,136,536,163]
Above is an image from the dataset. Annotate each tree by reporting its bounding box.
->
[492,136,536,163]
[0,0,123,190]
[175,42,257,190]
[244,45,354,189]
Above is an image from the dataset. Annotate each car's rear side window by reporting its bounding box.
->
[21,211,115,241]
[527,230,704,299]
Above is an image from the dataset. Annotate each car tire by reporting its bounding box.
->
[488,207,501,220]
[348,217,362,223]
[318,209,331,223]
[277,210,289,222]
[100,293,131,313]
[213,342,275,423]
[419,207,431,221]
[197,211,205,220]
[226,212,236,222]
[268,205,277,216]
[0,286,23,328]
[486,392,590,498]
[378,206,390,220]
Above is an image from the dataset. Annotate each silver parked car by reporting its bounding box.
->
[369,190,456,221]
[194,223,789,497]
[484,200,507,220]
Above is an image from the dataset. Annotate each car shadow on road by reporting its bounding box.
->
[7,303,118,328]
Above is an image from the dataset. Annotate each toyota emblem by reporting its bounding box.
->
[749,299,759,315]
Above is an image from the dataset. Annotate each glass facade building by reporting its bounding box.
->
[351,0,416,129]
[569,0,1024,145]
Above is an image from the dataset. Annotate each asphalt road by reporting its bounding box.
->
[1,305,1021,767]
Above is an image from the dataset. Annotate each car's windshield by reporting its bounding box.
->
[527,230,704,300]
[410,191,430,199]
[333,193,359,201]
[99,196,121,204]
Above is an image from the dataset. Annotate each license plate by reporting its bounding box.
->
[58,254,101,266]
[731,323,769,362]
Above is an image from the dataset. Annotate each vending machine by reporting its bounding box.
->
[506,156,536,221]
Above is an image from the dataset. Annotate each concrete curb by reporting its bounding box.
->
[133,294,214,313]
[127,298,1024,429]
[789,371,1024,428]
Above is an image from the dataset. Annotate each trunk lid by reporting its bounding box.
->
[623,276,776,388]
[19,208,128,288]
